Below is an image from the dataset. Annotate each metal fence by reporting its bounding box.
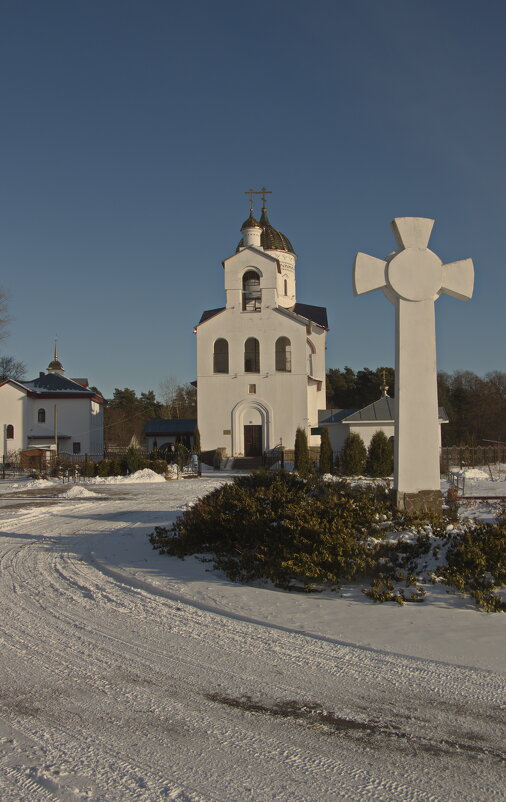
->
[440,445,506,473]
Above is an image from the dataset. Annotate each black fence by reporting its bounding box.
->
[441,445,506,473]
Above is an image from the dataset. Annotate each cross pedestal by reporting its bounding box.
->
[354,218,474,513]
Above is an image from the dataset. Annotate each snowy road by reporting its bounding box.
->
[0,475,504,801]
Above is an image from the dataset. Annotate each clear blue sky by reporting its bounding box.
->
[2,0,505,398]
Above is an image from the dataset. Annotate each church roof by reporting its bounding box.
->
[5,372,105,403]
[198,307,225,325]
[319,400,449,424]
[291,303,328,329]
[343,395,395,422]
[144,418,197,436]
[319,409,358,424]
[24,373,95,393]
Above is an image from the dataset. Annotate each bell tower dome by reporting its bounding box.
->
[47,341,64,375]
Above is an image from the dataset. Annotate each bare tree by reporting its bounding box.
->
[0,356,26,382]
[159,377,197,418]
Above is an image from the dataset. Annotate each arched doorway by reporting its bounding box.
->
[231,400,272,457]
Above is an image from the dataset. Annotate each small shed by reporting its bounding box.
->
[319,395,448,455]
[144,419,197,454]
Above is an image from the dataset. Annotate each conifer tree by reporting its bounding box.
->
[294,427,311,476]
[340,432,367,476]
[366,430,393,477]
[319,427,333,475]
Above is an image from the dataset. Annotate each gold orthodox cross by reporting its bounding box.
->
[244,187,272,213]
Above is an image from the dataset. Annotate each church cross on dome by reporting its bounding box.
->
[244,187,272,214]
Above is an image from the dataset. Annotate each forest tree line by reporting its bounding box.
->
[104,381,197,448]
[326,366,506,446]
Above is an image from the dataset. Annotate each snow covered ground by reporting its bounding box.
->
[0,469,504,801]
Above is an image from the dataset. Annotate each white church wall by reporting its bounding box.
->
[349,423,395,449]
[0,383,26,455]
[197,208,327,459]
[28,398,101,456]
[197,305,318,455]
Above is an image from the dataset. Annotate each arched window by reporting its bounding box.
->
[6,424,14,439]
[284,278,288,296]
[38,408,46,423]
[213,338,229,373]
[307,339,316,376]
[244,338,260,372]
[275,337,291,372]
[242,270,261,312]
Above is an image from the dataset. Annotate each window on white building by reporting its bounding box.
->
[244,338,260,372]
[6,424,14,439]
[213,338,229,373]
[38,408,46,423]
[307,339,316,376]
[242,271,261,312]
[275,337,291,372]
[284,278,288,295]
[73,442,81,454]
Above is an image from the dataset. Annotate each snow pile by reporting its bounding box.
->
[10,478,58,490]
[89,468,167,485]
[62,485,101,499]
[166,464,179,479]
[455,468,490,479]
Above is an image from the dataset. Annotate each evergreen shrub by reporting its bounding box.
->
[149,471,392,588]
[111,457,123,476]
[319,428,333,475]
[149,458,169,475]
[124,447,145,474]
[193,427,201,455]
[96,459,111,477]
[435,522,506,611]
[81,459,96,478]
[366,431,393,477]
[340,432,367,476]
[294,427,311,476]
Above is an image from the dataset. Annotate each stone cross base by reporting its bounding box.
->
[394,489,442,515]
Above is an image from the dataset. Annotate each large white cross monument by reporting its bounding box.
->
[354,217,474,512]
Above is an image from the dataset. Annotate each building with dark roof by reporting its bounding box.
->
[0,346,105,457]
[144,418,197,452]
[195,196,328,457]
[319,388,448,456]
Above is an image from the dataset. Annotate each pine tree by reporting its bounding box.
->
[340,432,367,476]
[294,427,311,476]
[366,430,393,477]
[319,427,333,475]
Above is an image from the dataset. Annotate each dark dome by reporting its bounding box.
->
[259,208,295,254]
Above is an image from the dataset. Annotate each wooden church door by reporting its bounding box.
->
[244,425,262,456]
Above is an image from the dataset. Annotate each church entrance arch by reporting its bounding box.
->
[231,399,272,457]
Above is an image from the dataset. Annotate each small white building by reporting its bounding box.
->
[319,390,448,455]
[0,347,105,459]
[196,201,328,457]
[144,418,197,454]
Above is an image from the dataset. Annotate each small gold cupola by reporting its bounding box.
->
[240,189,263,248]
[47,341,64,375]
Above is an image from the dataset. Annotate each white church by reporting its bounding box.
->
[0,346,105,460]
[196,194,328,457]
